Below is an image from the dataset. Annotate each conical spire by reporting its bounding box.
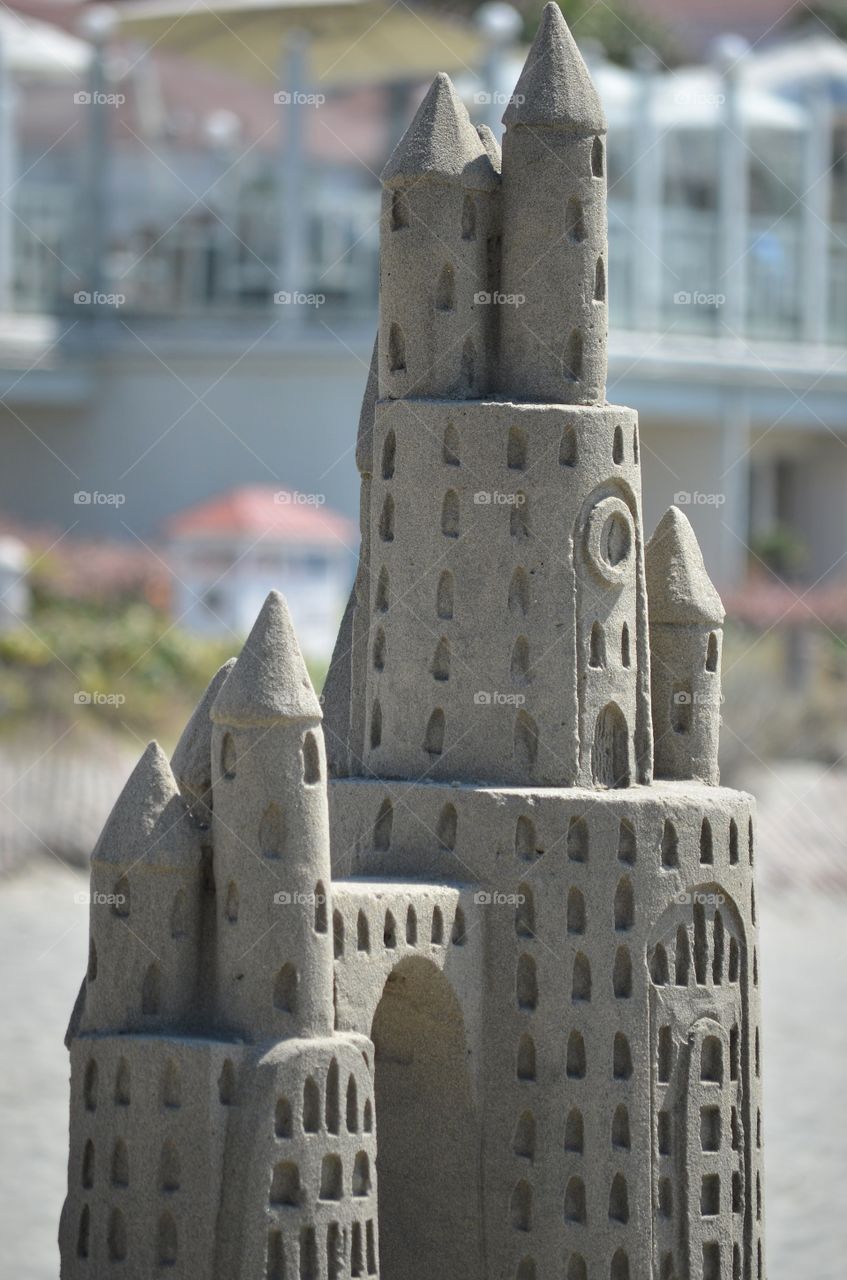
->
[503,3,606,132]
[645,507,725,626]
[211,590,322,727]
[355,332,379,476]
[171,657,236,806]
[476,122,502,175]
[381,72,498,190]
[93,741,199,866]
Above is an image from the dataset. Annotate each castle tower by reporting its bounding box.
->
[355,52,650,787]
[498,2,608,403]
[209,590,334,1040]
[79,742,203,1035]
[171,656,237,1024]
[646,507,725,784]
[379,73,500,399]
[172,656,236,825]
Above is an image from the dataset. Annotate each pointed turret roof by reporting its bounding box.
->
[381,72,498,190]
[211,590,322,727]
[476,123,502,175]
[171,657,236,805]
[93,741,200,867]
[646,507,725,626]
[503,3,606,132]
[355,332,379,476]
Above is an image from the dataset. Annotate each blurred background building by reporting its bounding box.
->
[1,2,847,1278]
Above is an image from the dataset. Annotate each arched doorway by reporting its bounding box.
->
[592,701,630,787]
[371,956,482,1280]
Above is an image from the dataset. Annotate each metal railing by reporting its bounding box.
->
[7,179,845,344]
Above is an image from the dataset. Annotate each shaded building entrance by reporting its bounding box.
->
[371,956,482,1280]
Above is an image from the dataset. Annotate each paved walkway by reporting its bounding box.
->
[1,862,845,1279]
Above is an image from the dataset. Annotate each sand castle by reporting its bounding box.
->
[60,8,765,1279]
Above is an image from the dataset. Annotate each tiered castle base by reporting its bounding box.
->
[328,779,764,1280]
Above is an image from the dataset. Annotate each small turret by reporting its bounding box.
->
[82,742,203,1034]
[379,72,500,399]
[210,591,333,1041]
[499,3,608,403]
[171,656,236,824]
[646,507,725,784]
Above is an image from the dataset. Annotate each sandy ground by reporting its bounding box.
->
[0,862,845,1279]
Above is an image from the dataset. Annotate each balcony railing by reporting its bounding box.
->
[6,179,843,345]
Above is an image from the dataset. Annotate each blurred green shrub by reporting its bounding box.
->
[0,596,327,750]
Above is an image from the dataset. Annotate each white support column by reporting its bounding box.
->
[749,454,779,544]
[77,6,119,315]
[0,33,16,314]
[801,89,833,347]
[718,393,752,589]
[717,44,749,338]
[632,55,664,332]
[276,30,309,327]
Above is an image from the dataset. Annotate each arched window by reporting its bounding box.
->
[302,731,321,784]
[564,1176,586,1223]
[270,1161,300,1206]
[319,1154,343,1200]
[302,1078,320,1132]
[273,963,298,1014]
[381,428,396,480]
[141,962,160,1016]
[435,263,455,312]
[388,322,406,372]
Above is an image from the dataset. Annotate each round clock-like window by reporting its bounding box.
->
[585,496,634,584]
